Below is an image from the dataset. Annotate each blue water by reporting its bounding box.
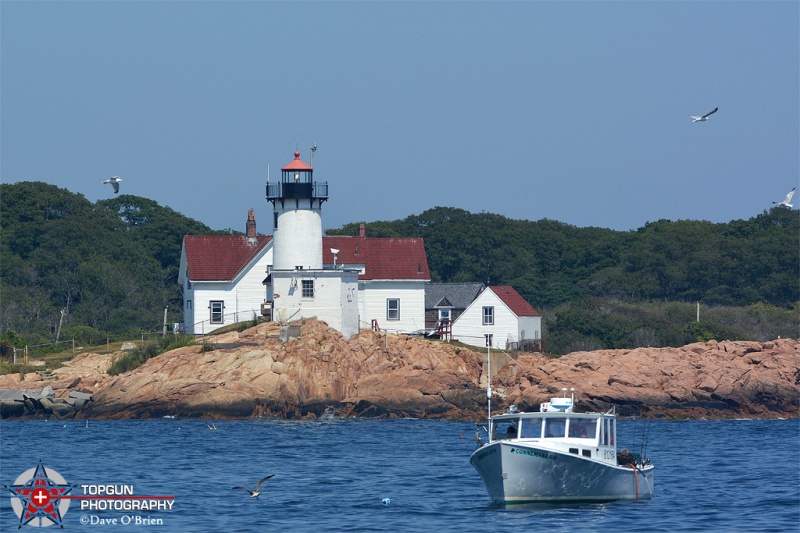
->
[1,418,797,532]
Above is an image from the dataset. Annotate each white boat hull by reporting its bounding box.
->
[470,441,654,505]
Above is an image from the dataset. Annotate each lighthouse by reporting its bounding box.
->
[267,151,327,270]
[265,150,359,338]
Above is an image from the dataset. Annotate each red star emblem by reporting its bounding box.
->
[6,461,74,528]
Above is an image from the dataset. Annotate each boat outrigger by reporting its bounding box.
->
[470,382,654,505]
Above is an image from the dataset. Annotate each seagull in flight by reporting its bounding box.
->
[773,187,795,208]
[103,176,123,194]
[233,475,275,498]
[690,107,718,122]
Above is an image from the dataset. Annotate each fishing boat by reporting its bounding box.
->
[470,387,654,505]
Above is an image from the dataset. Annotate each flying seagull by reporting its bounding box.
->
[690,107,718,122]
[773,187,795,208]
[103,176,123,194]
[233,475,275,498]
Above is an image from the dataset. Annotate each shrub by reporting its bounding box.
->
[107,335,197,375]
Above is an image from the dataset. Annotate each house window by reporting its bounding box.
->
[210,301,224,324]
[302,279,314,298]
[438,309,451,321]
[387,298,400,321]
[482,306,494,325]
[485,333,493,347]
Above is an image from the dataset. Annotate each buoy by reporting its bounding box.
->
[382,498,391,506]
[459,432,464,439]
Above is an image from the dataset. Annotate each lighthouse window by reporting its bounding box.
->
[302,280,314,298]
[387,299,400,320]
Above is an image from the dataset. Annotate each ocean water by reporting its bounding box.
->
[1,417,797,532]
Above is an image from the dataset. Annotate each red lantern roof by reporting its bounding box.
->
[282,150,313,171]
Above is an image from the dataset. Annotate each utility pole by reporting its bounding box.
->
[56,309,66,342]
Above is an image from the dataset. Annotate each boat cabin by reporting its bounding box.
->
[486,389,621,465]
[491,412,615,442]
[489,411,618,464]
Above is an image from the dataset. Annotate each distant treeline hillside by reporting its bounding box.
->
[328,206,799,352]
[1,183,797,354]
[1,182,233,344]
[328,206,798,307]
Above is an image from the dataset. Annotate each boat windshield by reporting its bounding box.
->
[519,418,542,439]
[544,417,567,438]
[568,417,597,439]
[492,418,519,440]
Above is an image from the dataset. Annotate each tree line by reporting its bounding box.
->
[1,182,797,354]
[1,182,230,348]
[329,206,798,352]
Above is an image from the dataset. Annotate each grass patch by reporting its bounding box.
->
[0,362,40,380]
[107,335,196,376]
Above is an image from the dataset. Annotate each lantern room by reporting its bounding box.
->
[266,150,328,204]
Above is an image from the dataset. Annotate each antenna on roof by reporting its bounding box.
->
[311,142,317,167]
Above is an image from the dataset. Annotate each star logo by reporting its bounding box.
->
[4,460,74,528]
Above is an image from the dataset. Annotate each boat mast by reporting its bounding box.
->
[486,337,492,433]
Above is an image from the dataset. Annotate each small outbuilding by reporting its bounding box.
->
[451,286,542,350]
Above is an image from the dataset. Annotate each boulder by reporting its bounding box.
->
[0,400,25,418]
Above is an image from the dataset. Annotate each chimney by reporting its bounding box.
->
[359,223,365,237]
[246,208,256,238]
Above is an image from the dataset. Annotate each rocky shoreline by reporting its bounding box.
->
[0,320,797,420]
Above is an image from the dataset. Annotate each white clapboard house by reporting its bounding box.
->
[450,285,542,350]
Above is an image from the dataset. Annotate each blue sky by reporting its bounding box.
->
[2,1,798,233]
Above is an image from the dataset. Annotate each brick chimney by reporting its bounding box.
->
[246,208,256,238]
[359,223,365,237]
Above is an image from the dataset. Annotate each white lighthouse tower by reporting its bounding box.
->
[269,151,325,270]
[265,150,359,338]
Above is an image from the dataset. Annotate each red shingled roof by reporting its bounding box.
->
[282,151,313,171]
[183,234,429,282]
[322,236,430,281]
[489,286,540,317]
[184,235,271,282]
